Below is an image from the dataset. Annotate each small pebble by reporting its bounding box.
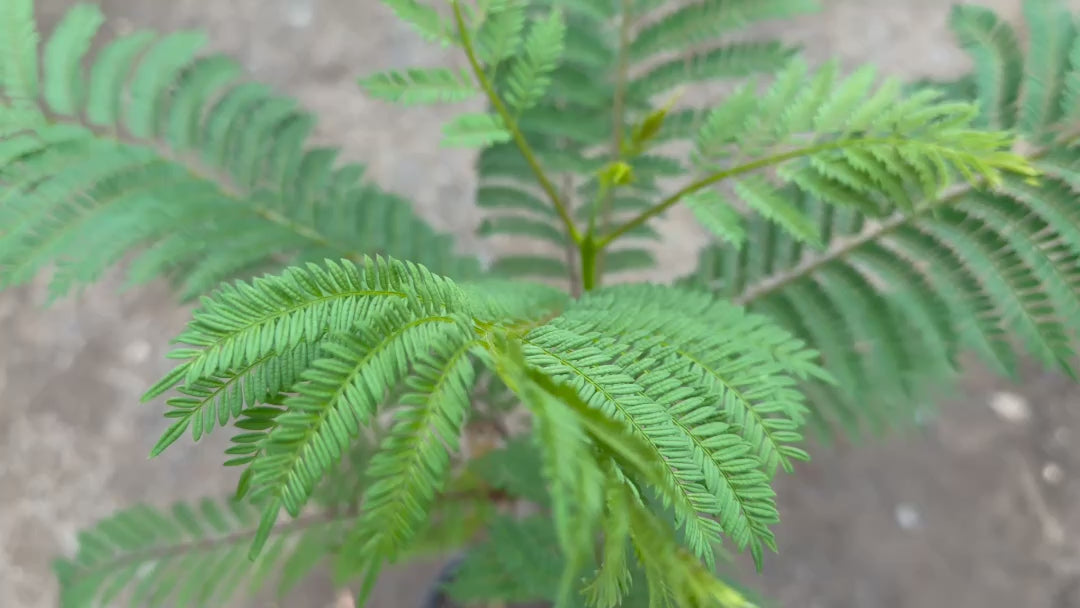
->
[332,590,355,608]
[894,503,922,530]
[989,391,1031,423]
[121,339,151,365]
[1042,462,1065,485]
[284,0,314,28]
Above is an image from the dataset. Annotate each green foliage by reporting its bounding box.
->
[446,514,573,605]
[52,497,347,608]
[151,342,321,456]
[504,8,566,113]
[122,252,806,608]
[5,0,1079,607]
[1,0,38,103]
[142,258,477,556]
[685,189,747,247]
[687,58,1035,246]
[358,0,818,285]
[627,0,818,61]
[358,67,477,105]
[0,1,480,303]
[441,112,512,147]
[339,334,478,586]
[520,283,823,569]
[949,4,1025,130]
[682,0,1080,436]
[379,0,457,46]
[466,435,550,505]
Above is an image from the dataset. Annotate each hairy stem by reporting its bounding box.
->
[450,0,582,245]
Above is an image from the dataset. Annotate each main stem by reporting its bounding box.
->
[580,234,599,291]
[450,0,582,245]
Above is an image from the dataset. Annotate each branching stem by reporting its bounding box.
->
[597,137,925,248]
[561,173,583,297]
[596,131,1035,251]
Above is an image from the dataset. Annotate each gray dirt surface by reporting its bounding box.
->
[5,1,1080,607]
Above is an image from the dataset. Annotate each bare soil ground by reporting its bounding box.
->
[4,1,1080,607]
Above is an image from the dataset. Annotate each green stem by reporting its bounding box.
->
[580,234,599,292]
[599,141,850,248]
[597,136,941,249]
[450,0,582,245]
[562,174,584,297]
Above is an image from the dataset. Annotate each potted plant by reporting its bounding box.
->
[3,0,1079,606]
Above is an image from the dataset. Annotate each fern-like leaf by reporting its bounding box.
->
[151,342,320,457]
[629,41,798,102]
[459,277,569,323]
[683,58,1034,245]
[41,3,102,114]
[948,4,1024,129]
[53,498,347,608]
[143,257,465,393]
[628,0,818,61]
[475,0,527,64]
[359,67,477,105]
[445,515,569,605]
[1,0,38,103]
[376,0,814,283]
[504,9,566,113]
[341,335,478,577]
[0,3,480,302]
[516,283,821,569]
[682,3,1080,436]
[379,0,456,46]
[441,112,512,147]
[1017,0,1076,137]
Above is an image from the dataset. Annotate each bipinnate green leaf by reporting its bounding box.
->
[41,3,103,115]
[733,177,820,247]
[441,112,512,147]
[685,188,747,247]
[380,0,456,46]
[504,8,566,112]
[360,67,477,105]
